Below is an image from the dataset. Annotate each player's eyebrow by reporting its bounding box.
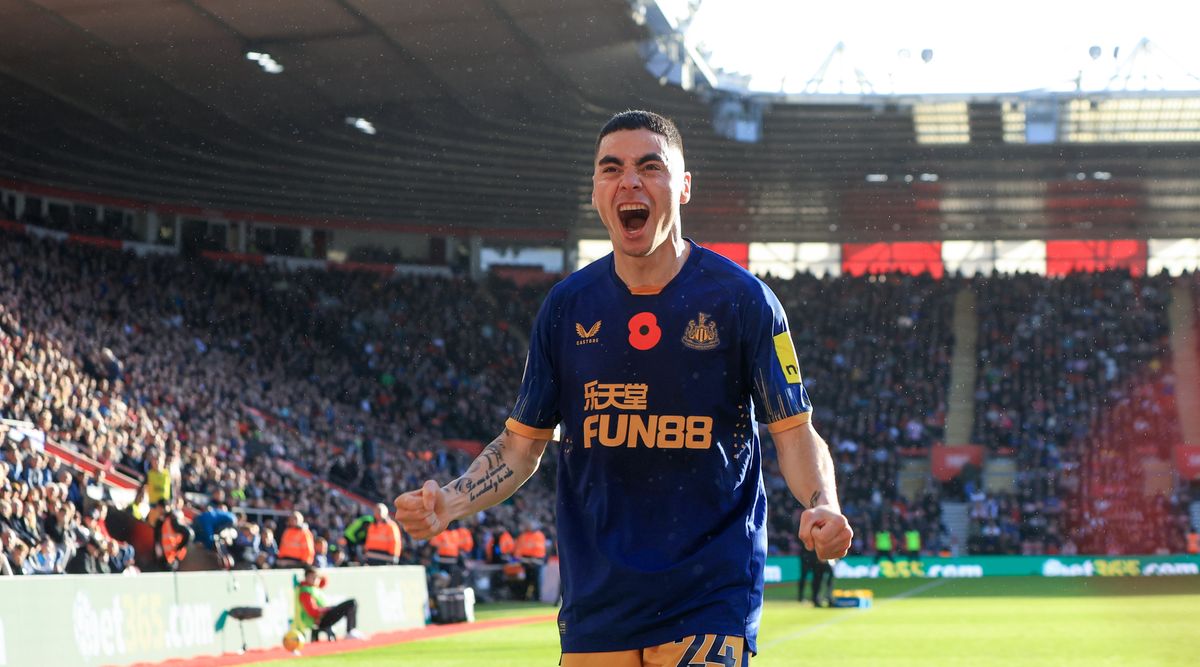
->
[596,153,667,167]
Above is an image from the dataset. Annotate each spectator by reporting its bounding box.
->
[192,501,238,551]
[28,535,65,574]
[9,541,31,575]
[313,536,333,568]
[231,522,262,570]
[66,536,111,575]
[1,526,21,575]
[106,537,137,574]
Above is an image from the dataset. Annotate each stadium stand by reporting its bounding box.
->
[0,227,555,577]
[971,272,1185,555]
[2,216,1196,579]
[763,272,957,556]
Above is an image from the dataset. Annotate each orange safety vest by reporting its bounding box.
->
[515,530,546,560]
[364,519,402,558]
[161,520,187,565]
[430,529,460,558]
[1187,532,1199,555]
[277,525,315,564]
[485,531,515,561]
[455,526,474,555]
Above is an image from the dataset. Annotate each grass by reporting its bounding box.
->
[260,577,1200,666]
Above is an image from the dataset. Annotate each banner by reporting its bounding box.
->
[1174,445,1200,480]
[764,555,1200,582]
[841,242,944,278]
[931,444,985,481]
[0,565,427,667]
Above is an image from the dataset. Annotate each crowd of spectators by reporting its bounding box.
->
[2,223,1195,575]
[971,272,1189,555]
[1,423,137,575]
[0,229,554,576]
[764,272,957,556]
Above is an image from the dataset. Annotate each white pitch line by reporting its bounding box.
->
[760,578,951,650]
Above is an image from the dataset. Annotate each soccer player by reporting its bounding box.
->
[395,110,852,665]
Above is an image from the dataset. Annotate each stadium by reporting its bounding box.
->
[1,0,1198,665]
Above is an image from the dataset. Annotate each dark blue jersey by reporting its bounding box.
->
[507,241,812,654]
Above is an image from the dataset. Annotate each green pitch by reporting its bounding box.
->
[261,577,1200,666]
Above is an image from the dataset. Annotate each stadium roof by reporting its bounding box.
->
[662,0,1200,97]
[3,0,1200,243]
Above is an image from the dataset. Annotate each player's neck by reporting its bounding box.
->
[614,232,690,292]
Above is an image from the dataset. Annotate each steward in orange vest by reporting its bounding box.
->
[485,529,515,564]
[514,524,548,601]
[276,511,316,568]
[364,505,402,565]
[430,525,460,561]
[155,509,193,571]
[454,524,475,558]
[430,521,465,585]
[1187,532,1199,555]
[515,527,547,561]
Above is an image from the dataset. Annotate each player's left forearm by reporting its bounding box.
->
[773,421,840,513]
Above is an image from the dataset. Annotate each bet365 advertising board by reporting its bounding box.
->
[0,565,427,666]
[764,555,1200,582]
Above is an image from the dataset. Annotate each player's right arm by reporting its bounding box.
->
[397,286,562,540]
[393,428,549,539]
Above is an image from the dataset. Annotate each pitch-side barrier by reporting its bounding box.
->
[0,565,427,666]
[765,554,1200,582]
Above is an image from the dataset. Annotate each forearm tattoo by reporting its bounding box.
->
[804,490,822,510]
[451,430,517,502]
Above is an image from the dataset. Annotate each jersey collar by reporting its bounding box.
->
[609,238,702,297]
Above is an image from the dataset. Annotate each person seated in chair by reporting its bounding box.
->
[296,566,365,642]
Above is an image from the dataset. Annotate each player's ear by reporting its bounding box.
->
[679,171,691,205]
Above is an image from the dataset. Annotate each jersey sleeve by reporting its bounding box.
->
[743,280,813,434]
[506,288,562,440]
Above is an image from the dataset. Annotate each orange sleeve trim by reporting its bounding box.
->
[505,417,555,440]
[628,285,663,295]
[766,411,812,434]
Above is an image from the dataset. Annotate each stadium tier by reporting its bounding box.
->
[2,218,1195,582]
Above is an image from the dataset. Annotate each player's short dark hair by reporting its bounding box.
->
[303,565,318,578]
[595,110,684,155]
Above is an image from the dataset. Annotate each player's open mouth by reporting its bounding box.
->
[617,203,650,234]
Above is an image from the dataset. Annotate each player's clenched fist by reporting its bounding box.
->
[393,480,450,540]
[799,506,853,561]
